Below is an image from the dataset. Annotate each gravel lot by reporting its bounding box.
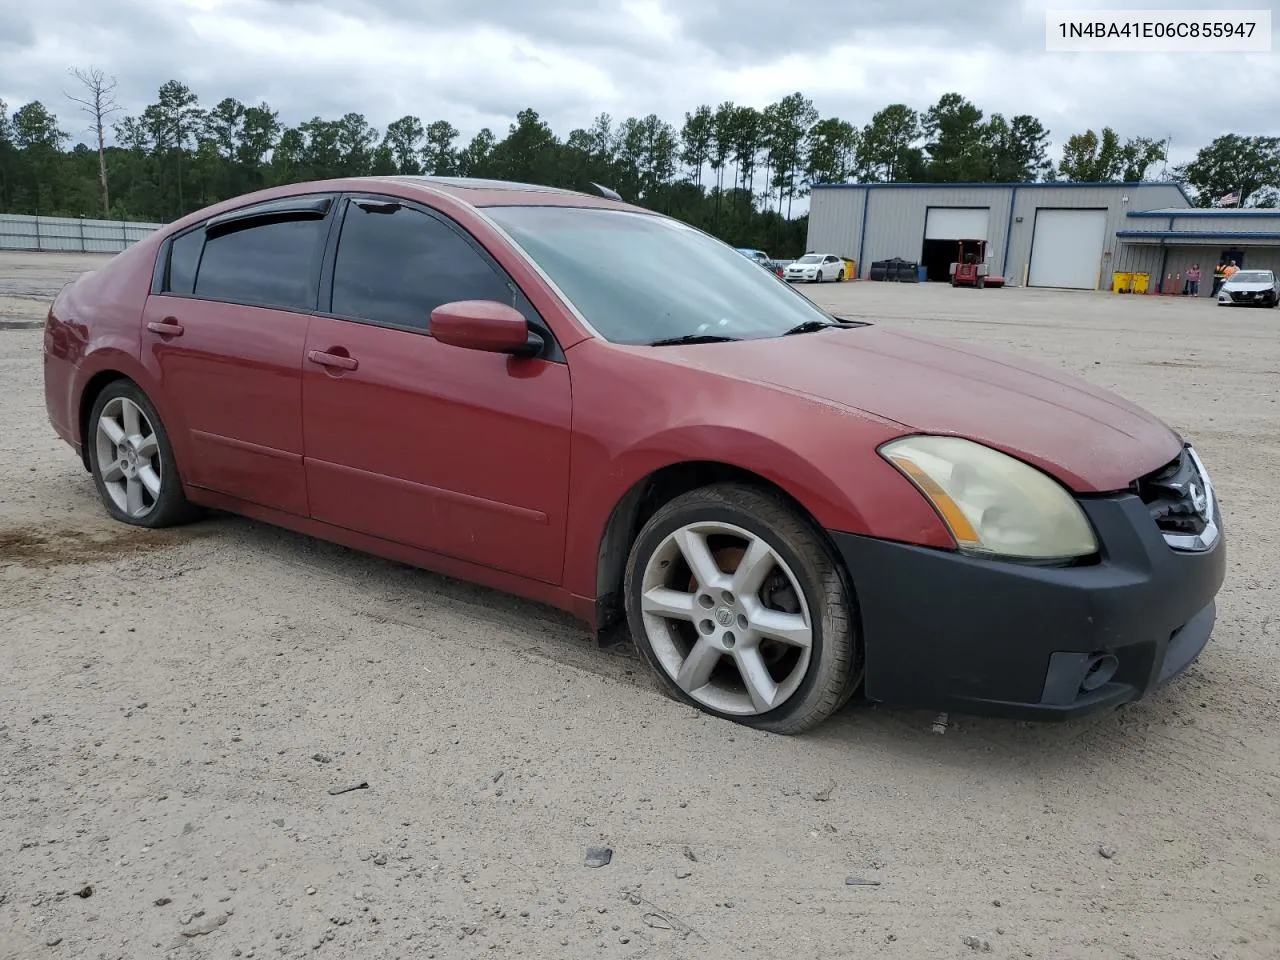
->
[2,250,1277,960]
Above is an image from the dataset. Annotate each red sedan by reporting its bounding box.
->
[42,177,1226,733]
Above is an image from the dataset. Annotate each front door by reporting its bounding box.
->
[301,197,572,584]
[142,201,332,515]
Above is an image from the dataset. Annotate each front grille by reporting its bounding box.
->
[1131,447,1212,541]
[1229,290,1260,302]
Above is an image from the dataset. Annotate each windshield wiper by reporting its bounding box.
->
[782,319,838,336]
[782,317,867,336]
[647,333,742,346]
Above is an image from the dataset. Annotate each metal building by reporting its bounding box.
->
[1114,208,1280,295]
[804,181,1280,295]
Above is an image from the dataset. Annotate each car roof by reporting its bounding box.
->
[363,175,650,211]
[155,175,659,243]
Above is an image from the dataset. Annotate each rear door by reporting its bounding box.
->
[301,196,572,584]
[142,195,334,515]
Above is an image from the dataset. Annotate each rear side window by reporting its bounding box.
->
[330,202,528,331]
[167,230,204,295]
[193,217,326,311]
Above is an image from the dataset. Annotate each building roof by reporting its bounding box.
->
[1117,229,1280,243]
[812,180,1185,190]
[1127,207,1280,218]
[812,179,1194,206]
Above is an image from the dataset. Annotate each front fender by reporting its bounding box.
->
[560,342,954,600]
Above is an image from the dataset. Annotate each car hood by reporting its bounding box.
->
[658,326,1182,492]
[1223,280,1273,291]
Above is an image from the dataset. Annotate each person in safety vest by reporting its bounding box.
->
[1212,260,1228,295]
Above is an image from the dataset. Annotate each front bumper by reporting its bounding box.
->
[830,493,1226,721]
[1219,290,1276,305]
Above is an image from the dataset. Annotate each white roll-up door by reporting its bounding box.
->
[924,207,990,240]
[1028,209,1108,289]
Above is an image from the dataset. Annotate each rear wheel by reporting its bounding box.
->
[624,484,861,734]
[87,380,198,528]
[837,269,846,281]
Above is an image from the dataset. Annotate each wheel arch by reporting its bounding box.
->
[592,460,852,632]
[77,370,132,470]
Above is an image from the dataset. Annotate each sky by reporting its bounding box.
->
[2,0,1278,170]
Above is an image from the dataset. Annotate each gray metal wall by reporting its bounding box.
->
[0,214,163,253]
[803,187,865,263]
[807,182,1190,287]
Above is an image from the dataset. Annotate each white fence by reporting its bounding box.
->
[0,214,164,254]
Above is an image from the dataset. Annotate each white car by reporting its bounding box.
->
[1217,269,1279,307]
[784,253,846,283]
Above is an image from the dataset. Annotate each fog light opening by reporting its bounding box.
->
[1080,654,1119,692]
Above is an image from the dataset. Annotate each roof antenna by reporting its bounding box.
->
[589,182,623,202]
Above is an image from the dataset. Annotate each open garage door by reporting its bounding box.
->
[1028,209,1107,289]
[924,207,990,241]
[922,207,990,281]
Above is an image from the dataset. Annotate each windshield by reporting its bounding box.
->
[485,206,839,345]
[1229,271,1273,283]
[796,254,823,264]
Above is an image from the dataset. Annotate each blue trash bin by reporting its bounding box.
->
[917,264,928,283]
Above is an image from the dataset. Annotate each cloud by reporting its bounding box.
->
[1,0,1276,168]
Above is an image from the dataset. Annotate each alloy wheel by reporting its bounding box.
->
[638,520,813,716]
[94,396,162,519]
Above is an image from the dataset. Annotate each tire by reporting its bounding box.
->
[837,269,845,281]
[623,483,862,735]
[86,379,199,528]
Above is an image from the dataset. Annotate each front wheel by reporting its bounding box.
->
[624,484,862,735]
[87,380,199,528]
[837,269,846,281]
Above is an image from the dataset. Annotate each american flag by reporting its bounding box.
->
[1214,191,1241,207]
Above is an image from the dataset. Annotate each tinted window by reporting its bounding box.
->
[331,203,524,331]
[484,206,841,345]
[193,217,325,311]
[167,229,204,295]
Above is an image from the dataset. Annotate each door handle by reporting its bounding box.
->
[307,349,358,371]
[146,318,184,336]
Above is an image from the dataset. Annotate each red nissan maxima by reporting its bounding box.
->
[43,177,1226,734]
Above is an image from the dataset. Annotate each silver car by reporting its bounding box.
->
[1217,269,1279,307]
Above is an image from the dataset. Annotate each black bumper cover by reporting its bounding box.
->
[831,493,1226,720]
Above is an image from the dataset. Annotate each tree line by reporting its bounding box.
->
[1,69,1277,258]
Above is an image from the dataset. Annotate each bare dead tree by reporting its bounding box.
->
[66,67,122,217]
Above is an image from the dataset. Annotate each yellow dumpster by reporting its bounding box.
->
[1112,271,1133,293]
[842,258,856,280]
[1130,272,1150,295]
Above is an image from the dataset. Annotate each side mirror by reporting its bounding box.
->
[429,300,543,357]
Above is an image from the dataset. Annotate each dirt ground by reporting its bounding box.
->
[2,250,1277,960]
